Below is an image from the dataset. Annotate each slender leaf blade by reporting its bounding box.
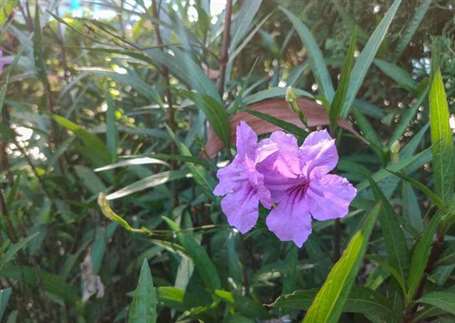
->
[303,203,382,323]
[280,7,334,101]
[340,0,402,117]
[128,260,158,323]
[429,68,454,202]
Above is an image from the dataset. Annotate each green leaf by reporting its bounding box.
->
[157,287,185,310]
[330,29,357,130]
[394,0,432,59]
[402,183,423,232]
[106,170,187,200]
[280,7,334,101]
[273,287,395,321]
[0,0,18,25]
[166,126,214,197]
[356,147,431,193]
[419,291,455,315]
[128,260,158,323]
[53,115,110,166]
[407,211,444,303]
[81,67,162,103]
[0,288,12,322]
[106,92,119,161]
[241,87,312,106]
[179,233,221,291]
[429,68,454,203]
[352,108,383,153]
[0,233,39,269]
[246,109,307,138]
[388,84,428,146]
[340,0,402,117]
[387,170,444,209]
[146,48,221,103]
[374,59,417,91]
[183,91,230,148]
[368,177,409,289]
[303,203,382,323]
[0,265,79,303]
[74,165,106,196]
[229,0,263,53]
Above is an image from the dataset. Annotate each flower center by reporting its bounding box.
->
[288,178,309,198]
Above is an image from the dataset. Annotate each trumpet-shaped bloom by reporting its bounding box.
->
[257,129,357,247]
[213,122,272,233]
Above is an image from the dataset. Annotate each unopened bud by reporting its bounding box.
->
[390,140,400,162]
[286,87,307,127]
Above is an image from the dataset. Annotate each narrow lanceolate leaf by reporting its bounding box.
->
[374,59,417,92]
[388,84,428,146]
[0,288,12,321]
[229,0,263,54]
[340,0,402,117]
[246,109,307,138]
[280,7,334,101]
[419,291,455,315]
[106,92,119,161]
[94,157,169,172]
[394,0,432,60]
[183,91,230,148]
[387,170,445,209]
[128,260,158,323]
[369,177,409,288]
[407,211,444,303]
[179,233,221,291]
[303,203,382,323]
[106,170,188,200]
[53,115,110,166]
[429,68,454,203]
[0,265,78,303]
[330,29,357,130]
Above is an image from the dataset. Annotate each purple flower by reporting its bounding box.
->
[213,121,272,233]
[0,49,14,74]
[257,129,357,247]
[213,122,356,247]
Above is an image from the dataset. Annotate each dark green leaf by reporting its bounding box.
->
[369,177,409,289]
[280,7,334,101]
[0,288,12,322]
[128,260,158,323]
[330,29,357,130]
[340,0,402,117]
[246,109,307,138]
[419,291,455,315]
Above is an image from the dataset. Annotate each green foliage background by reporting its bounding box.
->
[1,0,455,322]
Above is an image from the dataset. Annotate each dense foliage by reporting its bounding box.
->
[1,0,455,322]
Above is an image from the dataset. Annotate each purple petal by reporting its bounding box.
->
[266,192,312,247]
[213,158,246,196]
[213,156,272,207]
[300,129,338,175]
[306,173,357,221]
[236,121,257,160]
[220,185,260,233]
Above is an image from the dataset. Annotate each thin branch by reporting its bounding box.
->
[218,0,233,95]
